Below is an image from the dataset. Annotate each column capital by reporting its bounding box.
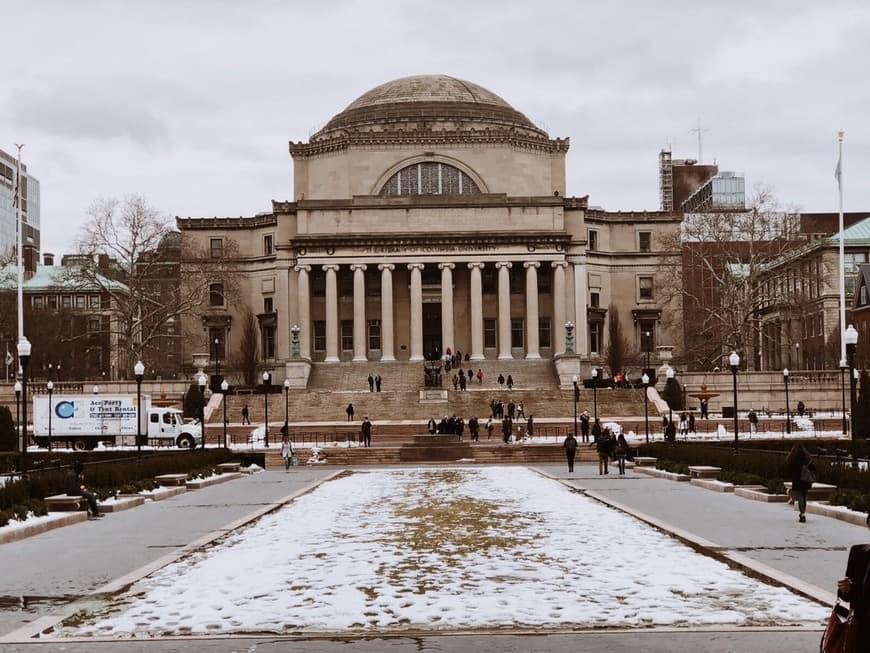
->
[322,264,340,272]
[495,261,513,270]
[551,261,568,269]
[407,263,425,271]
[294,264,311,273]
[438,262,455,271]
[467,262,485,270]
[378,263,395,272]
[350,263,367,272]
[523,261,541,269]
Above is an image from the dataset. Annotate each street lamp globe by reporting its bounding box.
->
[283,378,290,390]
[666,366,675,381]
[263,371,270,383]
[729,350,740,369]
[783,368,789,378]
[14,381,21,394]
[571,375,578,383]
[642,373,649,385]
[591,367,598,379]
[92,385,99,394]
[221,379,229,392]
[134,360,145,378]
[47,380,53,391]
[845,324,858,347]
[198,372,207,389]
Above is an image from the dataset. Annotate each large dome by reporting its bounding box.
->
[315,74,545,138]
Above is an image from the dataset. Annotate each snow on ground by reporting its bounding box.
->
[60,467,828,637]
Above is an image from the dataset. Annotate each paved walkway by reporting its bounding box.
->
[1,462,864,652]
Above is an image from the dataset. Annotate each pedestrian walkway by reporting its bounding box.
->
[0,462,857,651]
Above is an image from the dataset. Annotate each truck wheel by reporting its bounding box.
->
[177,435,195,449]
[72,439,89,452]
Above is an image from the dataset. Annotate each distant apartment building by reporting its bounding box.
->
[0,148,40,274]
[659,149,745,212]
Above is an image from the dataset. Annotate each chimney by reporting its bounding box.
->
[43,252,55,266]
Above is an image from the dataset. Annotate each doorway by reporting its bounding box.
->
[422,302,442,360]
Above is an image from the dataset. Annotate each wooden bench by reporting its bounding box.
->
[632,456,657,467]
[688,465,722,479]
[44,494,86,512]
[154,473,189,487]
[216,462,241,474]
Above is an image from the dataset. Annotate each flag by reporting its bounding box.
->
[4,350,12,366]
[835,153,842,187]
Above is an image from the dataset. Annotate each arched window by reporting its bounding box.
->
[379,162,481,196]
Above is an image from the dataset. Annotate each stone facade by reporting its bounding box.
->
[177,75,682,384]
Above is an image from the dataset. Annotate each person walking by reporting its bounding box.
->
[469,416,479,441]
[615,432,629,476]
[786,443,815,523]
[797,400,805,417]
[507,374,514,391]
[591,418,602,442]
[678,412,688,438]
[367,374,374,392]
[361,416,372,447]
[580,411,590,443]
[563,432,578,472]
[65,462,101,518]
[476,368,483,384]
[459,373,467,391]
[497,373,505,387]
[486,417,494,439]
[700,399,708,419]
[507,400,516,420]
[596,429,611,475]
[516,401,525,419]
[527,414,534,437]
[427,417,437,435]
[748,409,758,434]
[688,412,696,434]
[452,374,459,391]
[241,404,251,425]
[835,513,870,649]
[346,402,355,421]
[375,374,382,392]
[280,433,295,471]
[502,416,512,444]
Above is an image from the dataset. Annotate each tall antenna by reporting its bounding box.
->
[688,118,709,162]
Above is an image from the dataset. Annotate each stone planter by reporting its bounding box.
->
[733,487,790,503]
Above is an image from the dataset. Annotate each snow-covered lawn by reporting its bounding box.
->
[60,467,827,637]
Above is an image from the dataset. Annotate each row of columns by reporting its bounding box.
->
[294,260,574,363]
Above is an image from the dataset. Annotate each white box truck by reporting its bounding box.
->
[31,394,202,451]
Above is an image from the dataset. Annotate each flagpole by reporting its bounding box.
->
[14,144,25,359]
[837,131,846,364]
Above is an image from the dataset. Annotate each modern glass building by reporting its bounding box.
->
[0,148,40,271]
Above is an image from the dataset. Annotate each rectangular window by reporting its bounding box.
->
[483,318,497,348]
[539,318,551,348]
[209,238,224,259]
[639,276,654,300]
[62,295,72,309]
[263,297,274,313]
[313,320,326,351]
[262,326,275,359]
[89,295,100,309]
[638,231,651,253]
[209,283,224,307]
[588,229,598,251]
[482,267,496,294]
[340,320,353,351]
[47,295,58,309]
[590,291,600,308]
[263,234,273,256]
[368,319,381,350]
[33,296,43,309]
[589,322,601,354]
[75,295,86,309]
[511,318,524,348]
[87,316,101,333]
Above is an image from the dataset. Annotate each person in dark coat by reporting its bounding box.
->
[796,400,805,417]
[580,411,590,443]
[786,443,815,522]
[360,417,372,447]
[700,399,708,419]
[596,429,611,475]
[502,416,512,443]
[747,409,758,434]
[507,374,514,390]
[375,374,382,392]
[241,404,251,425]
[65,462,101,517]
[614,432,629,476]
[498,373,505,387]
[563,432,578,472]
[456,417,465,441]
[591,418,602,442]
[427,417,437,435]
[665,419,676,444]
[346,403,354,421]
[367,374,374,391]
[469,416,479,441]
[507,400,516,420]
[688,412,696,434]
[836,514,870,649]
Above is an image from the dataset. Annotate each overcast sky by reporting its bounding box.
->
[3,0,869,256]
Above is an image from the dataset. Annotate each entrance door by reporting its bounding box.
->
[422,302,442,360]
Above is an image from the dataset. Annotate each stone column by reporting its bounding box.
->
[524,261,541,359]
[408,263,424,361]
[496,261,513,360]
[439,262,455,356]
[573,259,589,356]
[294,265,311,359]
[351,264,367,361]
[552,261,567,355]
[378,263,395,361]
[467,262,485,360]
[323,264,340,362]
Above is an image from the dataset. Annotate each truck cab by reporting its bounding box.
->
[146,408,201,449]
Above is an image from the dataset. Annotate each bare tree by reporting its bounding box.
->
[73,195,241,376]
[657,186,804,371]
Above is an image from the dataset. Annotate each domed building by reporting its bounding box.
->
[179,75,680,386]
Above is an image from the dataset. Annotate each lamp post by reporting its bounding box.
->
[291,324,301,359]
[564,321,575,354]
[846,325,858,448]
[198,372,207,449]
[283,378,290,428]
[221,379,229,449]
[213,337,221,388]
[665,366,675,433]
[571,375,579,439]
[840,358,848,435]
[642,372,650,443]
[46,380,54,453]
[14,381,21,457]
[642,330,651,377]
[134,360,145,454]
[729,351,740,451]
[591,367,598,422]
[17,338,31,469]
[262,371,271,448]
[783,368,791,435]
